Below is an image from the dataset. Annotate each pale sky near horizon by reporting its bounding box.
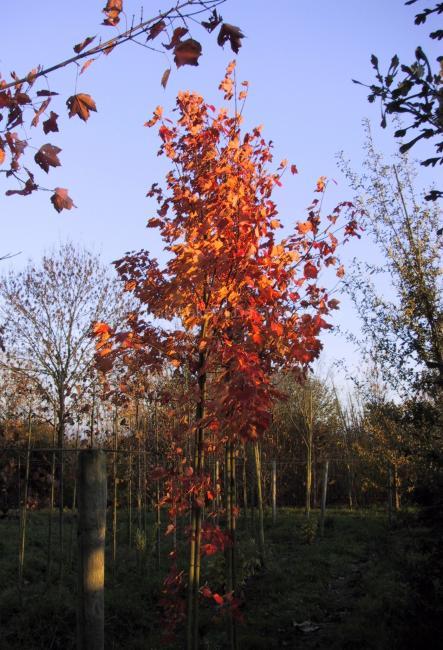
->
[1,1,440,389]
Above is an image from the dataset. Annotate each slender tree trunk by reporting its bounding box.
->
[186,350,206,650]
[137,439,142,532]
[68,422,80,567]
[253,441,265,567]
[319,460,329,538]
[77,449,107,650]
[305,389,313,518]
[271,460,277,525]
[128,448,133,547]
[112,412,118,576]
[58,389,66,584]
[242,448,248,525]
[215,459,220,526]
[155,400,161,571]
[312,451,318,509]
[46,416,57,582]
[225,442,238,650]
[346,463,354,510]
[388,465,393,527]
[249,446,255,531]
[19,409,32,592]
[143,416,148,543]
[393,464,401,511]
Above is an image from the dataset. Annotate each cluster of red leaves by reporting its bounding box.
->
[93,61,361,636]
[102,0,123,27]
[201,585,244,623]
[102,62,360,442]
[0,1,243,211]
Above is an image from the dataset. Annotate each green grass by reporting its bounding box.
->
[0,507,441,649]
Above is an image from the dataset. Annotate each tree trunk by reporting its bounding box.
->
[46,416,57,582]
[57,388,65,583]
[68,422,80,568]
[271,460,277,525]
[112,413,118,576]
[253,441,265,567]
[128,448,133,547]
[305,433,312,518]
[393,464,401,511]
[77,450,107,650]
[319,460,329,537]
[242,449,248,525]
[305,389,313,518]
[19,409,32,592]
[388,465,393,527]
[225,442,238,650]
[186,350,206,650]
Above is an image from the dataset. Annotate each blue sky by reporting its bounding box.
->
[1,0,440,384]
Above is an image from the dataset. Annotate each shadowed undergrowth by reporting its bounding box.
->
[0,508,441,649]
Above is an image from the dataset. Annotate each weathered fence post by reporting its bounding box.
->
[271,460,277,525]
[77,449,107,650]
[319,460,329,537]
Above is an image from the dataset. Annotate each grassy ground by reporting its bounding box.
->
[0,507,441,649]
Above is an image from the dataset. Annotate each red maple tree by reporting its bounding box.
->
[94,61,360,648]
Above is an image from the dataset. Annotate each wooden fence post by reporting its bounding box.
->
[77,449,107,650]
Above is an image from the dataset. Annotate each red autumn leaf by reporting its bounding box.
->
[80,58,95,75]
[66,93,97,122]
[147,217,162,228]
[161,68,171,89]
[103,39,117,55]
[43,111,59,134]
[5,176,37,196]
[50,187,75,213]
[164,27,189,50]
[201,586,212,598]
[291,164,298,174]
[213,593,224,605]
[95,355,114,372]
[15,93,31,105]
[217,23,245,54]
[73,35,96,54]
[34,143,61,173]
[316,176,327,192]
[202,9,223,33]
[202,543,218,556]
[304,261,318,279]
[297,221,313,234]
[93,322,111,336]
[328,298,340,309]
[0,148,5,165]
[165,523,175,536]
[147,19,166,40]
[144,105,163,128]
[31,98,50,128]
[174,39,202,68]
[102,0,123,26]
[0,93,12,109]
[336,265,345,278]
